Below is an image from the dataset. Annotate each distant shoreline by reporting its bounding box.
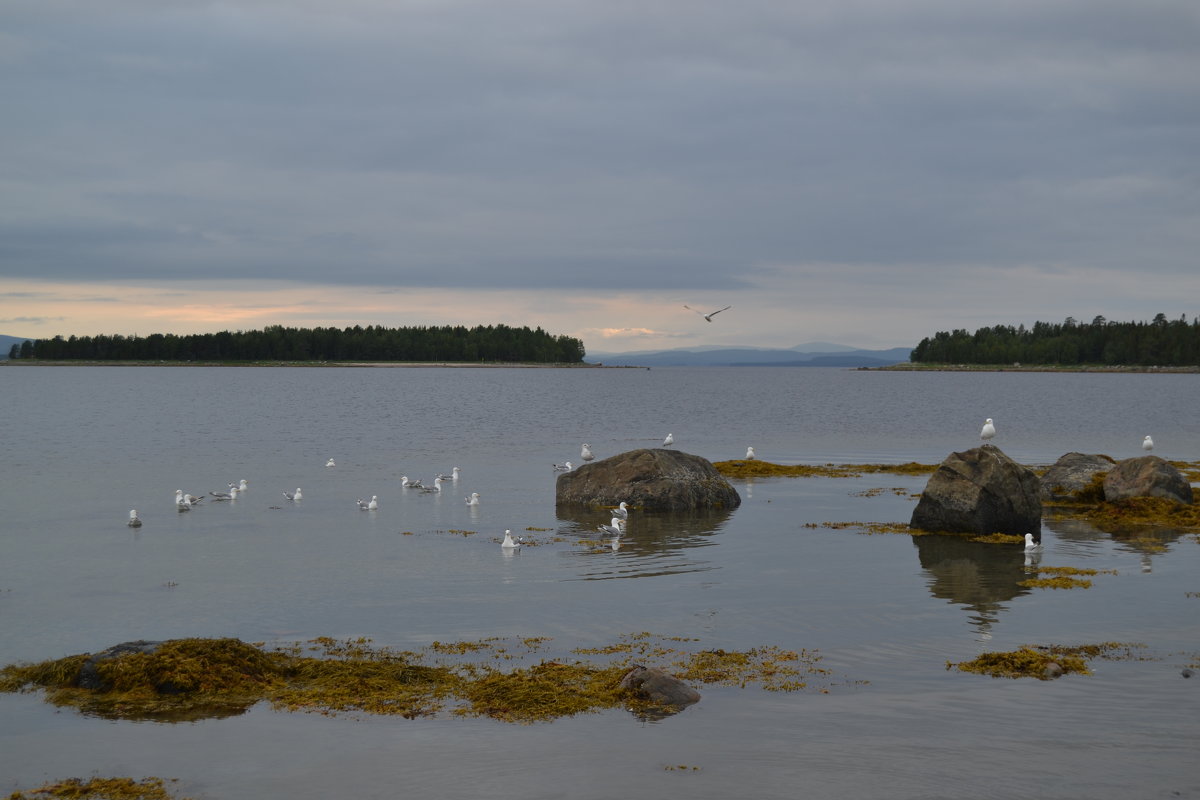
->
[866,363,1199,374]
[0,360,618,369]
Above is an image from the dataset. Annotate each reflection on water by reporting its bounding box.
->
[911,534,1036,640]
[1044,516,1188,572]
[554,508,734,580]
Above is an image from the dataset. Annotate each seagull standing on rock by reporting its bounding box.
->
[581,443,594,462]
[980,418,996,442]
[662,433,674,448]
[1143,435,1154,451]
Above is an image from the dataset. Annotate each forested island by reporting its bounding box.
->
[6,324,586,364]
[910,314,1200,368]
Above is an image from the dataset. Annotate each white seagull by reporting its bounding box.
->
[612,501,629,521]
[662,433,674,448]
[283,488,303,501]
[325,458,336,467]
[400,476,423,489]
[209,487,235,501]
[980,418,996,442]
[237,479,249,492]
[581,443,595,462]
[421,476,447,493]
[1142,435,1154,451]
[356,495,378,511]
[501,530,520,549]
[684,304,732,322]
[598,517,627,536]
[745,446,756,460]
[127,509,142,527]
[437,467,460,481]
[175,489,203,506]
[553,461,574,472]
[466,492,481,506]
[1024,533,1042,551]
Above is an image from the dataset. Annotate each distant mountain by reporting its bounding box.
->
[585,344,912,367]
[0,334,36,358]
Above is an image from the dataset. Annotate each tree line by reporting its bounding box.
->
[7,324,587,364]
[910,314,1200,366]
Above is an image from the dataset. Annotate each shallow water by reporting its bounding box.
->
[1,366,1197,798]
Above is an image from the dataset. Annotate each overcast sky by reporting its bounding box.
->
[2,0,1197,353]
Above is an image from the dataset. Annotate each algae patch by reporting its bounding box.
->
[5,777,187,800]
[1,633,845,724]
[714,460,936,479]
[948,642,1148,679]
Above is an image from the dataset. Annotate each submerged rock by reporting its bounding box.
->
[555,448,740,512]
[76,640,165,690]
[1040,452,1116,503]
[910,446,1042,536]
[1103,455,1194,505]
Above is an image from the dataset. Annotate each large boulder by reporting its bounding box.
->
[1103,455,1194,504]
[1040,452,1116,503]
[910,446,1042,536]
[555,448,741,512]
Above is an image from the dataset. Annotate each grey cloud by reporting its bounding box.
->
[1,0,1196,292]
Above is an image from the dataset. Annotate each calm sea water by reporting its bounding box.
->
[1,366,1197,799]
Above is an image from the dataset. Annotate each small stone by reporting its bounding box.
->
[1043,662,1064,680]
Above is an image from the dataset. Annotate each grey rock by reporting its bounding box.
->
[1040,452,1116,502]
[76,640,164,690]
[910,446,1042,536]
[1103,455,1194,504]
[619,664,701,708]
[555,448,740,512]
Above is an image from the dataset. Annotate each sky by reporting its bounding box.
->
[2,0,1198,354]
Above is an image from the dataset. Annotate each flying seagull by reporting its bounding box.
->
[684,304,731,322]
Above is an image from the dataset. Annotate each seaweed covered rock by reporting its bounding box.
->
[556,448,740,512]
[618,664,701,709]
[1040,452,1115,503]
[910,446,1042,536]
[1103,455,1194,505]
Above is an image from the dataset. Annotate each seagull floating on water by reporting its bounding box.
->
[501,530,520,549]
[746,446,756,460]
[598,517,627,536]
[612,501,629,521]
[357,495,378,511]
[400,476,423,489]
[553,461,573,472]
[662,433,674,448]
[980,418,996,442]
[175,489,203,507]
[283,488,303,501]
[421,476,447,493]
[237,479,249,492]
[1024,533,1042,551]
[127,509,142,527]
[684,304,731,322]
[581,443,594,462]
[1142,435,1154,451]
[466,492,481,506]
[436,467,460,481]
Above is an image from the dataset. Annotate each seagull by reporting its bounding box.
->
[127,509,142,527]
[684,304,731,322]
[501,529,520,549]
[400,476,423,489]
[745,446,756,460]
[1142,435,1154,451]
[466,492,481,506]
[421,476,447,493]
[209,488,234,501]
[598,517,627,536]
[662,433,674,448]
[581,443,594,462]
[436,467,460,481]
[553,461,573,472]
[980,418,996,442]
[1024,533,1042,551]
[612,501,629,521]
[326,458,336,467]
[175,489,203,506]
[283,488,303,501]
[357,495,378,511]
[237,479,249,492]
